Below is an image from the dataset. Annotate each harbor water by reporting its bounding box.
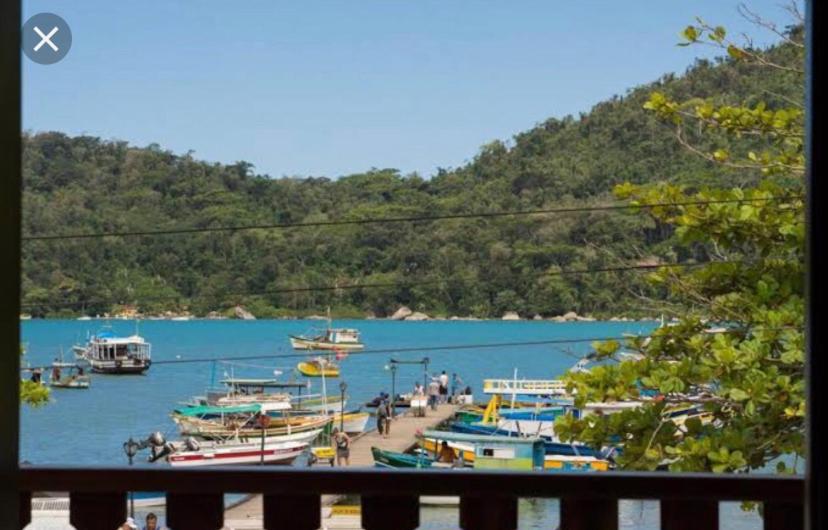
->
[20,319,761,529]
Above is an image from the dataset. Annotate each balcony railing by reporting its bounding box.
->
[17,466,804,530]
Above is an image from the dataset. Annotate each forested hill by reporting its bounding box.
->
[21,41,802,319]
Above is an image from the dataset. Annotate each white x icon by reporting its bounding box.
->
[33,26,59,52]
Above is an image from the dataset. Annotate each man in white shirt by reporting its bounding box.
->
[438,371,449,403]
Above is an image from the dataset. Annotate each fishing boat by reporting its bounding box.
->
[447,422,603,458]
[293,393,347,414]
[297,356,340,378]
[289,308,364,351]
[420,431,546,471]
[181,378,311,409]
[72,326,151,374]
[49,362,90,389]
[418,430,610,471]
[171,402,330,440]
[154,438,308,467]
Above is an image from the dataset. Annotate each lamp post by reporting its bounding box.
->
[423,357,430,390]
[123,437,141,518]
[384,362,398,417]
[390,362,397,417]
[339,381,347,432]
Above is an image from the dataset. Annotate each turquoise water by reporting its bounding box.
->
[20,319,760,529]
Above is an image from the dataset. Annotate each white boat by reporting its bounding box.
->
[73,326,151,374]
[49,362,90,389]
[289,308,364,351]
[331,411,370,434]
[163,438,308,467]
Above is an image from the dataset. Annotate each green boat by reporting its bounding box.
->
[371,447,434,468]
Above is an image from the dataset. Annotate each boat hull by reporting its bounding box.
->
[290,336,364,351]
[333,411,369,434]
[174,415,330,440]
[50,377,91,389]
[371,447,433,468]
[168,440,308,467]
[296,361,340,378]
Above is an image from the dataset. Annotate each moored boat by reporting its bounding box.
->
[297,357,340,378]
[49,362,90,389]
[418,430,610,471]
[171,402,330,440]
[159,438,308,467]
[289,308,364,351]
[73,327,151,374]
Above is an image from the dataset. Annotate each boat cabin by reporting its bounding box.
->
[326,328,360,344]
[87,332,150,362]
[422,430,545,471]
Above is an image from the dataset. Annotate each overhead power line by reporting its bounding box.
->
[19,260,727,310]
[21,196,801,242]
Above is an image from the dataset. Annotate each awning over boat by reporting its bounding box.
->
[174,401,291,417]
[222,378,309,389]
[421,430,543,445]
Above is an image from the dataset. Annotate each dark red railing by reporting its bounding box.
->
[17,467,804,530]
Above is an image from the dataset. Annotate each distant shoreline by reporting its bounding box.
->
[19,316,665,323]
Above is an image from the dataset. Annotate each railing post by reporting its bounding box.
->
[166,492,223,530]
[660,499,718,530]
[19,491,31,530]
[763,501,804,530]
[263,493,320,530]
[362,494,419,530]
[69,491,126,530]
[460,495,518,530]
[560,498,618,530]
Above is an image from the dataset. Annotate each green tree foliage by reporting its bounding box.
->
[20,345,49,406]
[21,11,802,320]
[557,7,804,474]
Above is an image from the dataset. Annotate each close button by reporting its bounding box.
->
[22,12,72,65]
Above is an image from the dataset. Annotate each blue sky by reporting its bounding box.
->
[22,1,794,178]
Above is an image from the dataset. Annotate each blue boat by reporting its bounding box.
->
[447,421,605,458]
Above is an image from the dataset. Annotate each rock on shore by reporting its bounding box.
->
[405,311,430,321]
[501,311,521,321]
[390,306,413,320]
[234,305,256,320]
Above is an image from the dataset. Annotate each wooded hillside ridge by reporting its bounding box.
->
[21,39,802,319]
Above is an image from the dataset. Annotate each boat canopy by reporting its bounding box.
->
[222,378,309,389]
[421,430,542,445]
[175,401,291,417]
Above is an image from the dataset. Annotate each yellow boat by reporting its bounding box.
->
[297,357,340,378]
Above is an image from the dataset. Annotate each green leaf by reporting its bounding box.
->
[682,26,699,42]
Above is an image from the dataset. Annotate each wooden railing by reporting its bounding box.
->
[16,467,804,530]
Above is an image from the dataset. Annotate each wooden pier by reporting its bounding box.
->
[223,403,459,529]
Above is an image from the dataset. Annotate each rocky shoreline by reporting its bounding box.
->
[22,304,668,323]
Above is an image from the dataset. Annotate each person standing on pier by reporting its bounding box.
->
[332,428,351,466]
[428,378,440,410]
[376,399,389,437]
[383,399,393,437]
[439,371,449,404]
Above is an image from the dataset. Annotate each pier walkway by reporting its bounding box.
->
[223,403,459,529]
